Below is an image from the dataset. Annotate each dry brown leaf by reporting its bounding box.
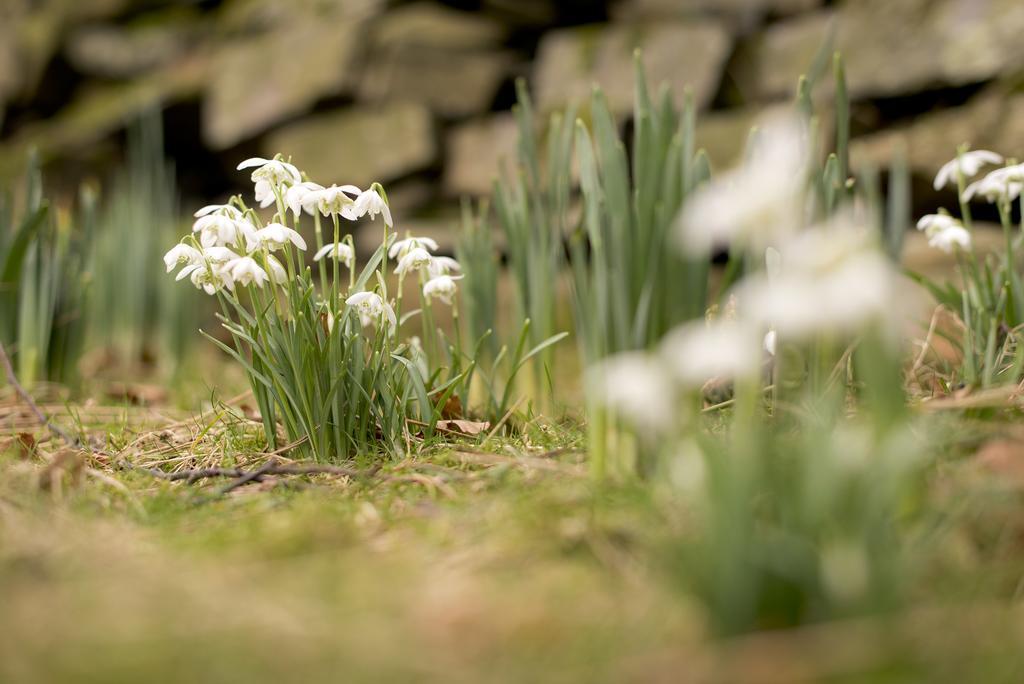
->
[440,394,463,420]
[974,439,1024,487]
[436,419,490,436]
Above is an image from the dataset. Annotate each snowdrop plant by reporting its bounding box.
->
[911,148,1024,389]
[164,154,472,461]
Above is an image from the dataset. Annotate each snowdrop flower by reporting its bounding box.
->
[927,225,971,253]
[253,223,307,251]
[932,150,1003,191]
[313,242,355,268]
[389,236,438,259]
[350,188,393,227]
[163,243,202,273]
[177,263,234,295]
[763,330,777,356]
[963,167,1024,203]
[660,320,760,387]
[202,246,241,264]
[238,157,302,208]
[285,181,324,216]
[677,114,808,255]
[265,255,288,285]
[194,203,243,219]
[345,291,397,334]
[394,247,433,277]
[589,352,676,433]
[192,214,257,249]
[312,184,361,218]
[428,256,461,277]
[422,274,463,304]
[225,256,270,288]
[915,213,960,237]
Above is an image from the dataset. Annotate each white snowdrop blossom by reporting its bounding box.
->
[237,157,302,208]
[312,184,361,218]
[677,115,808,255]
[389,236,439,259]
[394,247,434,277]
[351,189,393,227]
[313,242,355,268]
[177,263,234,295]
[285,181,324,216]
[253,223,307,251]
[734,218,899,338]
[266,255,288,284]
[589,352,676,433]
[163,244,202,273]
[916,213,960,236]
[192,214,257,249]
[660,320,760,387]
[927,225,971,253]
[428,256,461,277]
[422,274,463,304]
[932,150,1003,191]
[763,330,777,356]
[202,246,241,264]
[226,256,270,288]
[963,166,1024,203]
[345,291,397,334]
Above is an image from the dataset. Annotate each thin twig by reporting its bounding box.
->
[0,341,80,447]
[217,458,280,496]
[138,461,375,485]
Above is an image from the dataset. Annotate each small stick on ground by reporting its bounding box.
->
[138,461,377,485]
[0,341,80,448]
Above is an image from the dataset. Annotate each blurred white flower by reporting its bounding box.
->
[394,247,434,277]
[225,256,270,288]
[422,274,463,304]
[927,225,971,253]
[253,223,307,251]
[963,166,1024,203]
[312,184,361,218]
[266,255,288,284]
[192,214,257,249]
[735,221,898,338]
[163,244,202,273]
[677,115,808,255]
[589,352,676,433]
[345,291,397,333]
[313,242,355,268]
[933,150,1003,190]
[428,256,461,277]
[915,213,960,236]
[285,181,324,216]
[351,189,393,227]
[660,320,760,386]
[389,236,438,259]
[763,329,777,356]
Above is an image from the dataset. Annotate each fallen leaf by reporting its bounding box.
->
[436,419,491,436]
[440,394,463,420]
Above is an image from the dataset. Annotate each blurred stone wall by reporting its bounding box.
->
[3,0,1024,243]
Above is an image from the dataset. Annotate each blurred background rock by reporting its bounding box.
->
[3,0,1024,245]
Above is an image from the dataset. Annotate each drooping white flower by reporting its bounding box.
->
[253,223,307,251]
[963,166,1024,203]
[422,274,463,304]
[927,225,971,253]
[427,256,461,277]
[394,247,433,277]
[677,114,808,255]
[313,242,355,268]
[225,256,270,288]
[237,156,301,186]
[345,291,397,333]
[254,180,276,209]
[163,243,202,273]
[285,181,324,216]
[192,214,257,249]
[194,203,243,219]
[265,255,288,284]
[589,352,676,433]
[933,150,1003,191]
[660,320,760,387]
[915,213,960,237]
[350,188,393,227]
[389,236,438,259]
[310,184,361,218]
[202,246,242,264]
[177,263,234,295]
[763,330,777,356]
